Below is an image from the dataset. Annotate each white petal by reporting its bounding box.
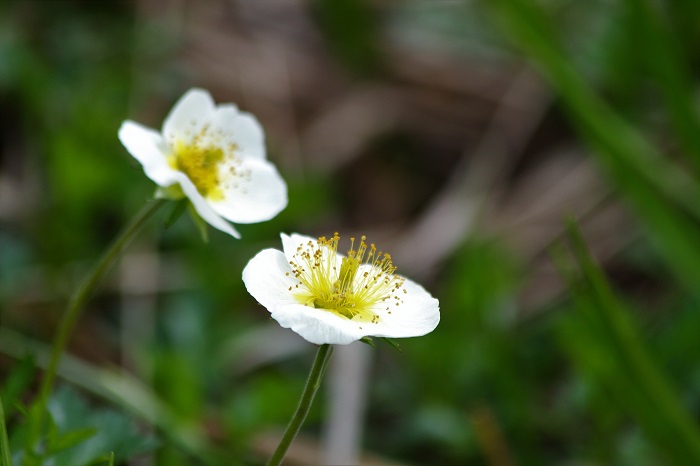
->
[367,277,440,338]
[243,235,440,345]
[233,110,267,159]
[118,121,178,187]
[242,248,299,309]
[270,304,368,345]
[199,104,240,154]
[280,233,347,267]
[162,88,215,145]
[280,233,326,271]
[209,105,267,160]
[174,171,241,238]
[210,158,288,224]
[281,233,315,261]
[242,245,369,345]
[280,233,299,262]
[285,269,440,343]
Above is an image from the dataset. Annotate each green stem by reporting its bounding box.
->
[267,344,333,466]
[26,198,167,460]
[0,395,13,466]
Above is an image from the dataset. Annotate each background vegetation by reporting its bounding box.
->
[1,0,700,464]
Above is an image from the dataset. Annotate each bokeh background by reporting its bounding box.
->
[2,0,700,465]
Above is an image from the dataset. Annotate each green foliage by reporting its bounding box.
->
[7,387,156,466]
[0,357,35,421]
[489,0,700,297]
[46,387,157,466]
[553,223,700,464]
[375,239,531,464]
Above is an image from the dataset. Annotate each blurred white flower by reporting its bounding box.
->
[118,88,287,238]
[242,233,440,345]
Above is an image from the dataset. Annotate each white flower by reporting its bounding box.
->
[118,88,287,238]
[242,233,440,345]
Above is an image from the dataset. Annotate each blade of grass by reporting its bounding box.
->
[622,0,700,166]
[553,292,665,463]
[0,395,13,466]
[551,222,700,464]
[489,0,700,294]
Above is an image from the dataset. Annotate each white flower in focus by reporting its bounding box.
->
[242,233,440,345]
[118,88,287,238]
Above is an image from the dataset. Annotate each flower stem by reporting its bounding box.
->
[27,198,167,459]
[267,344,333,466]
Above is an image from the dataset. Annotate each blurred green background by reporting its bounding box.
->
[2,0,700,464]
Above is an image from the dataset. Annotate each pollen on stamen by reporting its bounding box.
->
[170,137,227,200]
[287,233,406,323]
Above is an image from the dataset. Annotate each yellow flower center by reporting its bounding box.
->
[288,234,406,323]
[168,138,226,201]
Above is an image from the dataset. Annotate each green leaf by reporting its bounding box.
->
[45,387,157,466]
[359,336,376,348]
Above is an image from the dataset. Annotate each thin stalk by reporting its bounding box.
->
[0,395,13,466]
[267,344,333,466]
[25,198,167,461]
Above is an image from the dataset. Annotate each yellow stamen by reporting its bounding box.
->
[168,128,230,200]
[289,233,406,323]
